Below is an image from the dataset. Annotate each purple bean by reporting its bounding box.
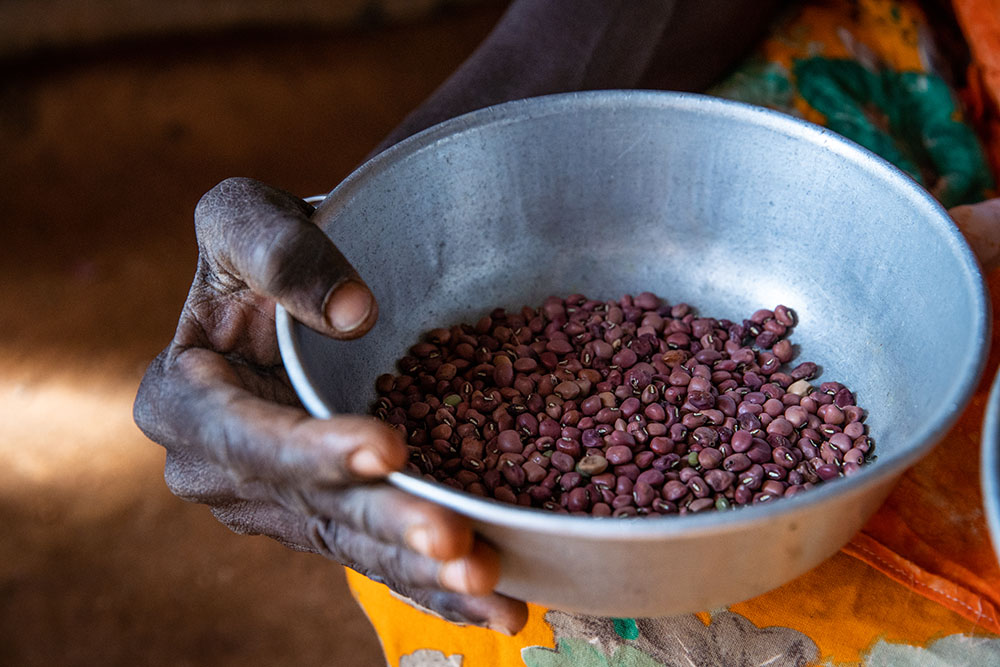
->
[567,487,592,512]
[662,480,688,502]
[771,446,797,470]
[634,450,656,469]
[550,451,576,473]
[746,439,773,464]
[762,463,787,481]
[687,475,711,498]
[652,499,678,514]
[815,463,840,481]
[766,417,794,437]
[501,460,526,487]
[605,445,633,465]
[692,427,720,448]
[612,494,634,509]
[636,469,665,487]
[497,430,522,453]
[739,464,764,490]
[843,461,863,476]
[688,497,716,513]
[559,471,583,491]
[829,432,853,452]
[844,448,865,465]
[524,461,547,483]
[723,453,753,472]
[613,399,637,420]
[633,481,656,507]
[734,484,753,505]
[705,469,736,492]
[697,447,724,469]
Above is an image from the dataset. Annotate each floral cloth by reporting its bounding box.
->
[346,1,1000,664]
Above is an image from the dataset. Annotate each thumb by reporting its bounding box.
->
[194,177,378,339]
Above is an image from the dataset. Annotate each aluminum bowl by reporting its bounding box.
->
[276,91,988,617]
[984,369,1000,564]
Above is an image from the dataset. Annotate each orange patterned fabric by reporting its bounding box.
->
[953,0,1000,175]
[841,0,1000,633]
[345,2,1000,664]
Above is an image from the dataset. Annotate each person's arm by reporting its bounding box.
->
[376,0,783,152]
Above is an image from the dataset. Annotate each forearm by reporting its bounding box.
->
[375,0,786,154]
[374,0,679,152]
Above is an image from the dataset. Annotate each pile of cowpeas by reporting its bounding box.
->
[372,292,873,517]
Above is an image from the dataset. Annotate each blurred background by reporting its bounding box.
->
[0,2,504,664]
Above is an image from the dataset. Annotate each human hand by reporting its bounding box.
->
[950,197,1000,274]
[133,177,528,634]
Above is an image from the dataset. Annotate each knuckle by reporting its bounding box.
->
[249,220,341,301]
[307,516,344,561]
[374,542,417,585]
[250,221,311,295]
[332,488,404,545]
[194,177,257,224]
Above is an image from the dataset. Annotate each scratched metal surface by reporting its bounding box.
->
[278,91,989,616]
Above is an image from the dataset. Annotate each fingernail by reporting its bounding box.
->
[348,448,389,477]
[326,280,373,333]
[405,524,435,557]
[438,558,472,594]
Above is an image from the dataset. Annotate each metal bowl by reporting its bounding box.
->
[984,369,1000,564]
[276,91,988,617]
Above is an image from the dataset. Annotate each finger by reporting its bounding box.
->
[163,441,476,562]
[307,516,502,597]
[194,176,377,339]
[136,347,407,487]
[950,198,1000,273]
[389,585,529,637]
[210,500,526,634]
[309,485,475,561]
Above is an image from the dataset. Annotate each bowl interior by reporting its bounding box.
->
[280,91,987,519]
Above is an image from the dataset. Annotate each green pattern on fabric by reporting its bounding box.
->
[612,617,639,641]
[521,638,661,667]
[856,634,1000,666]
[793,57,992,207]
[710,58,795,111]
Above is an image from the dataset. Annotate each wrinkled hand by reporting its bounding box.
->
[950,197,1000,274]
[133,177,527,634]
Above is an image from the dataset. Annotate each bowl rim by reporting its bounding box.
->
[983,369,1000,562]
[276,89,990,539]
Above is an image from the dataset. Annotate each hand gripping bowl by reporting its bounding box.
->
[276,91,989,617]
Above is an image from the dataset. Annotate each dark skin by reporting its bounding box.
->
[133,0,998,637]
[133,177,522,631]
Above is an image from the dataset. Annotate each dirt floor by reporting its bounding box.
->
[0,5,503,665]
